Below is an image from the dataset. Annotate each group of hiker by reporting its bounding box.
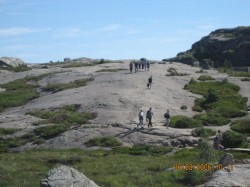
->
[138,107,170,129]
[129,59,150,73]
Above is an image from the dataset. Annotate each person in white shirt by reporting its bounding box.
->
[138,109,144,129]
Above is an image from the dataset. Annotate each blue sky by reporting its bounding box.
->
[0,0,249,64]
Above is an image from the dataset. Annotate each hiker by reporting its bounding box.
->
[146,107,154,128]
[148,76,153,87]
[144,60,147,71]
[138,109,144,129]
[138,61,141,69]
[129,62,133,73]
[214,130,224,150]
[134,61,138,73]
[164,110,170,128]
[147,61,150,71]
[141,60,144,70]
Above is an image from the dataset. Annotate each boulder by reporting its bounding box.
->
[0,57,25,67]
[219,153,235,167]
[40,165,99,187]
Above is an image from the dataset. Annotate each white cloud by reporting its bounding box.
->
[0,27,50,37]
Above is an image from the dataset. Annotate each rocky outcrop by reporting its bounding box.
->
[40,165,99,187]
[168,26,250,67]
[0,57,25,67]
[219,153,235,167]
[202,164,250,187]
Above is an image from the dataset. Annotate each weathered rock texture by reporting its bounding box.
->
[40,165,99,187]
[0,57,25,67]
[168,26,250,67]
[202,164,250,187]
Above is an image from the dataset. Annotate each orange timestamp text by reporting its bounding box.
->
[173,163,234,171]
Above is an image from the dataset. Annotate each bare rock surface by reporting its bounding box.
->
[201,164,250,187]
[0,61,250,150]
[0,56,25,67]
[40,165,99,187]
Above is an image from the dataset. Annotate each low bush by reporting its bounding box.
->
[198,75,215,81]
[231,119,250,135]
[171,115,203,128]
[180,105,187,110]
[27,104,95,126]
[42,77,94,93]
[34,124,68,139]
[85,136,122,147]
[0,79,39,112]
[0,128,19,136]
[166,67,189,76]
[114,145,172,156]
[222,130,248,148]
[194,112,230,126]
[192,127,216,138]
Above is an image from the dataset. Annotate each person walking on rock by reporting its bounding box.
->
[146,107,154,128]
[147,61,150,71]
[148,76,153,88]
[134,61,138,73]
[138,109,144,129]
[164,110,170,128]
[129,62,133,74]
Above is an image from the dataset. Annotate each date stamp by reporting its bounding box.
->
[173,163,234,171]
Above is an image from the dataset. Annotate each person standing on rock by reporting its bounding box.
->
[129,62,133,74]
[138,109,144,129]
[146,107,154,128]
[164,110,170,128]
[147,61,150,71]
[214,130,224,150]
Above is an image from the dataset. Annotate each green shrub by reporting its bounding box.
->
[0,79,39,112]
[172,170,206,186]
[241,78,250,81]
[171,115,203,128]
[0,128,19,136]
[34,124,68,139]
[231,119,250,135]
[27,104,95,126]
[222,130,248,148]
[42,78,94,93]
[194,112,230,126]
[85,136,122,147]
[198,75,215,81]
[192,127,216,138]
[166,67,189,76]
[180,105,187,110]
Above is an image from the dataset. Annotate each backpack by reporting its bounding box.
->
[164,113,170,119]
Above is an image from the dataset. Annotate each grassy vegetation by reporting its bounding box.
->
[42,77,94,93]
[0,105,98,152]
[85,136,122,147]
[222,130,248,148]
[0,142,239,187]
[0,64,31,72]
[166,67,189,76]
[0,79,39,112]
[241,77,250,81]
[184,80,248,125]
[198,75,215,81]
[231,119,250,135]
[192,127,216,138]
[0,128,20,136]
[95,68,127,72]
[170,115,203,128]
[218,68,250,77]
